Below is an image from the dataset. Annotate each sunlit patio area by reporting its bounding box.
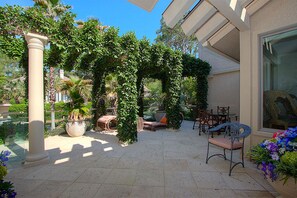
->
[1,121,278,198]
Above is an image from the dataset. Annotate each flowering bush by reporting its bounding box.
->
[250,127,297,183]
[0,150,16,198]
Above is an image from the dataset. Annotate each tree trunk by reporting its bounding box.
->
[136,76,144,117]
[50,66,55,130]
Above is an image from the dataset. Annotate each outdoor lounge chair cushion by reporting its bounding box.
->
[160,116,167,124]
[208,137,243,150]
[143,121,167,131]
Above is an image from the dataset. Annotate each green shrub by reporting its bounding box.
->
[277,151,297,182]
[250,145,271,164]
[8,103,27,113]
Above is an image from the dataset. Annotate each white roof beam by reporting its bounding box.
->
[240,0,253,8]
[208,22,236,46]
[181,1,217,36]
[246,0,270,16]
[195,13,228,44]
[128,0,159,12]
[162,0,196,28]
[207,0,250,31]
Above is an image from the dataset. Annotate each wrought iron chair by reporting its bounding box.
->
[206,122,251,176]
[193,110,218,136]
[217,106,230,124]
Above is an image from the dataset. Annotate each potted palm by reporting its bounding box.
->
[61,76,91,137]
[250,127,297,198]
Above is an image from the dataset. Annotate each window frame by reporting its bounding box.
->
[260,26,297,131]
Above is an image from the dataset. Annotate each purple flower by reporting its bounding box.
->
[0,151,11,166]
[268,163,277,181]
[271,153,279,160]
[266,142,278,153]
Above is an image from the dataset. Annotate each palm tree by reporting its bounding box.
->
[33,0,71,130]
[60,76,92,121]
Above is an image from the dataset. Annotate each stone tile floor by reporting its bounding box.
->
[2,121,279,198]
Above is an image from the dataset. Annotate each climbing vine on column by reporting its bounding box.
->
[182,54,211,110]
[116,32,139,144]
[165,50,183,129]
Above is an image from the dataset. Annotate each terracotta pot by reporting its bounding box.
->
[267,177,297,198]
[66,121,86,137]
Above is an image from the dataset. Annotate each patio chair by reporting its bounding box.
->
[206,122,251,176]
[193,109,218,136]
[217,106,230,123]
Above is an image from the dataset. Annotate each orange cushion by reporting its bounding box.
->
[160,116,167,124]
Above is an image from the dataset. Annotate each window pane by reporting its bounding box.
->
[263,29,297,130]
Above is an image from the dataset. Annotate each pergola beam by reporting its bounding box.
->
[128,0,159,12]
[162,0,196,28]
[246,0,271,16]
[181,1,217,36]
[208,0,250,31]
[208,22,236,46]
[195,12,228,44]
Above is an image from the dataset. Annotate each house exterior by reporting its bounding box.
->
[129,0,297,148]
[199,44,240,116]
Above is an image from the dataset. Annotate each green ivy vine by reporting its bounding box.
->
[0,4,211,144]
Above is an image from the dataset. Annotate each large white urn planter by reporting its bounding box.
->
[66,121,86,137]
[0,104,11,118]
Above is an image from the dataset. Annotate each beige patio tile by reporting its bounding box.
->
[234,190,275,198]
[187,159,217,172]
[137,159,164,170]
[94,184,132,198]
[26,180,71,198]
[7,178,44,197]
[165,186,199,198]
[59,182,101,198]
[191,171,229,189]
[196,189,237,198]
[164,170,197,188]
[3,121,278,197]
[114,158,140,169]
[104,169,136,185]
[207,157,246,173]
[76,167,112,183]
[222,172,265,190]
[6,165,43,179]
[86,157,120,168]
[130,186,164,198]
[135,169,164,186]
[47,166,86,181]
[57,156,99,167]
[24,165,58,180]
[164,159,189,171]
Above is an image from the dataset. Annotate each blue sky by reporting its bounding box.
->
[0,0,171,42]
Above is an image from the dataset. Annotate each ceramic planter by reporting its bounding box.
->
[66,120,86,137]
[0,104,11,118]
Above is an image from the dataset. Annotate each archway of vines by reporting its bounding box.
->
[0,5,211,144]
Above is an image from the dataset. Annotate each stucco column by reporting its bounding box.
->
[24,33,49,166]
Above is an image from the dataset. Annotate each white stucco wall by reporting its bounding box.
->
[240,0,297,146]
[199,45,240,117]
[208,71,240,117]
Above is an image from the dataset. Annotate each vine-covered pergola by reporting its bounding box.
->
[0,5,211,144]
